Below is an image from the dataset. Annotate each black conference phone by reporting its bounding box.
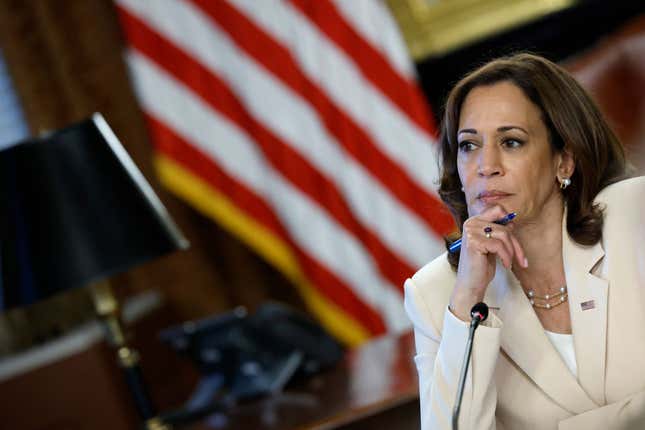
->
[158,302,343,423]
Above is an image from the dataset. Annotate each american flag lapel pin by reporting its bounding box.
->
[580,300,595,311]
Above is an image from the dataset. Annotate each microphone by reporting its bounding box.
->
[452,302,489,430]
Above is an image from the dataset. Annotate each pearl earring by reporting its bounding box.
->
[560,177,571,190]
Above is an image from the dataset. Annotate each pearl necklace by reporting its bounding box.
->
[526,286,568,310]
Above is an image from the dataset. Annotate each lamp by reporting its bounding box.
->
[0,113,189,429]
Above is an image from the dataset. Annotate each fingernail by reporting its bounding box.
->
[523,258,529,268]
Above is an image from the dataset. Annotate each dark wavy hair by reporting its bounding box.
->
[439,53,627,270]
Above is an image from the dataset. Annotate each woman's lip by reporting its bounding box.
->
[478,194,512,203]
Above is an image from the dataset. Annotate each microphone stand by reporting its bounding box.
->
[452,303,489,430]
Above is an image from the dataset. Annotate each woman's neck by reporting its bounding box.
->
[511,197,566,295]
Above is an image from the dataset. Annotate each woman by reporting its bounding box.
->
[404,53,645,429]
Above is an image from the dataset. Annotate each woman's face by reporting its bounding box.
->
[457,81,571,221]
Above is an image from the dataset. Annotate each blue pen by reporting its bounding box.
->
[448,212,517,254]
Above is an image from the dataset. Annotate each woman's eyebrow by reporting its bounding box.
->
[458,126,529,136]
[498,125,528,134]
[457,128,477,135]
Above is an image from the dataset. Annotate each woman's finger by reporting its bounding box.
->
[468,231,513,269]
[480,237,513,269]
[475,205,509,223]
[509,230,528,268]
[495,227,518,265]
[479,221,527,269]
[466,218,514,253]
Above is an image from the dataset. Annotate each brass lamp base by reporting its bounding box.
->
[90,281,172,430]
[146,417,172,430]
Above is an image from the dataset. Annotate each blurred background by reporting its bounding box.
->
[0,0,643,429]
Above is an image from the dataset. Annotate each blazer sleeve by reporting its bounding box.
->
[404,276,505,430]
[558,390,645,429]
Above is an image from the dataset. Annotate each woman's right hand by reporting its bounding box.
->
[449,205,527,322]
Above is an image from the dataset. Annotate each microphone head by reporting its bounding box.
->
[470,302,489,322]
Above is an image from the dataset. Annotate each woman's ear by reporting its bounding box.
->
[558,147,575,178]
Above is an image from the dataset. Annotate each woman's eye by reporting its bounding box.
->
[503,138,524,148]
[458,141,477,152]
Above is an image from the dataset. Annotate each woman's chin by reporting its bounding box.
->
[470,202,512,217]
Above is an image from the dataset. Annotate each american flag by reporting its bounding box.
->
[116,0,453,345]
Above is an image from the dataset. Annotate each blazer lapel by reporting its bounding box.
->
[491,265,598,414]
[562,220,608,406]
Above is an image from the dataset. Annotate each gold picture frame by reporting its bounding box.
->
[386,0,578,60]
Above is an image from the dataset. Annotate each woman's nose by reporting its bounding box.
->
[477,145,503,177]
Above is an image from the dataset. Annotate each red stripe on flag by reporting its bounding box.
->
[288,0,438,137]
[145,114,387,335]
[189,0,455,238]
[118,8,416,290]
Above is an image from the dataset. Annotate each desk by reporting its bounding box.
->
[185,331,420,430]
[0,302,420,429]
[0,291,192,430]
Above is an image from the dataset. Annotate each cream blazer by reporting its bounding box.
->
[404,176,645,429]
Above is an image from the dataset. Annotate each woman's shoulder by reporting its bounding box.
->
[595,176,645,245]
[596,176,645,207]
[410,252,457,288]
[596,176,645,223]
[405,253,456,312]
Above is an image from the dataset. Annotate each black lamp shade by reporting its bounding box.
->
[0,113,188,310]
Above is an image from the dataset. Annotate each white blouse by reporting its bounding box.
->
[545,330,577,377]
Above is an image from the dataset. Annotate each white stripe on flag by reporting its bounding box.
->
[328,0,416,80]
[234,0,441,194]
[118,0,443,267]
[128,52,411,331]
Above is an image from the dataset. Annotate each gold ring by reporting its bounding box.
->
[484,226,493,239]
